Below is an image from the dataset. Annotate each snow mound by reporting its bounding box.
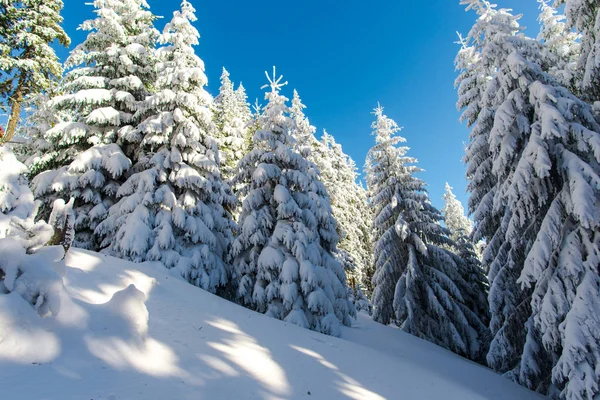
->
[0,249,543,400]
[105,284,149,338]
[0,240,65,317]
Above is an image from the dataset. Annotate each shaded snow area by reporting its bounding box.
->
[0,249,542,400]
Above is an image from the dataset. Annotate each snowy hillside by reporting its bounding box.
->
[0,249,541,400]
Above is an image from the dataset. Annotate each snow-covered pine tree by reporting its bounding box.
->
[536,0,580,89]
[442,182,473,241]
[243,99,263,153]
[21,94,60,172]
[0,0,70,143]
[95,0,236,294]
[212,68,250,180]
[454,27,500,251]
[230,68,353,337]
[460,0,600,396]
[442,184,489,357]
[513,80,600,400]
[290,90,319,158]
[555,0,600,101]
[30,0,159,250]
[367,104,411,326]
[31,144,132,249]
[289,91,372,300]
[367,104,487,361]
[458,0,543,376]
[235,83,253,127]
[311,130,373,294]
[35,0,158,168]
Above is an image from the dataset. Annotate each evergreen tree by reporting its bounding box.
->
[32,143,132,249]
[458,0,541,376]
[35,0,158,167]
[30,0,159,250]
[368,104,487,360]
[235,83,253,127]
[441,182,473,242]
[290,89,319,158]
[230,68,353,337]
[311,130,373,294]
[512,82,600,399]
[556,0,600,101]
[460,0,600,397]
[95,0,236,294]
[21,94,59,172]
[212,68,249,180]
[536,0,580,89]
[0,0,70,143]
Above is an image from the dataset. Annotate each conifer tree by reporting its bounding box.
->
[290,90,319,158]
[32,143,132,249]
[235,83,253,127]
[368,104,487,360]
[459,0,600,396]
[37,0,158,167]
[441,182,473,242]
[95,0,236,294]
[213,68,249,180]
[31,0,159,250]
[556,0,600,101]
[0,0,70,143]
[458,0,541,376]
[230,68,353,337]
[536,0,580,88]
[311,130,373,294]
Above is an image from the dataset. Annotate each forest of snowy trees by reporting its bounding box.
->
[0,0,598,399]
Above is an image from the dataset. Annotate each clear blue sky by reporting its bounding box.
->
[57,0,542,211]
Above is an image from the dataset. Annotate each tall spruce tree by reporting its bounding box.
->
[459,0,600,397]
[235,83,253,128]
[368,104,488,360]
[556,0,600,101]
[458,0,540,376]
[442,183,473,242]
[39,0,158,168]
[95,0,236,294]
[311,131,373,294]
[290,89,319,158]
[0,0,70,143]
[536,0,580,89]
[230,68,353,337]
[31,0,159,250]
[212,68,250,181]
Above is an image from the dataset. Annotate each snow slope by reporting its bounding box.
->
[0,249,542,400]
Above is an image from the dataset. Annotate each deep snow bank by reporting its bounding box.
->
[0,249,542,400]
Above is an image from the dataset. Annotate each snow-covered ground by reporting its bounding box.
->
[0,249,542,400]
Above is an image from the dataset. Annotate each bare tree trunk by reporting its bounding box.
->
[4,83,24,143]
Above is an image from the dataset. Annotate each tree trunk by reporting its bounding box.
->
[4,83,24,143]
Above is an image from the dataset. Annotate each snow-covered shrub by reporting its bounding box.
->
[0,146,53,250]
[0,240,64,317]
[0,146,64,317]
